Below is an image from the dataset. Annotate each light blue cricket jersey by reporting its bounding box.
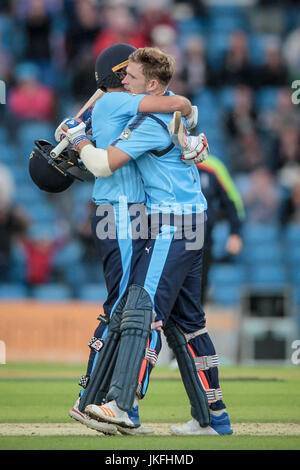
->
[91,91,146,205]
[112,111,207,214]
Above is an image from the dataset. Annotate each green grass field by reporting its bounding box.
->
[0,362,300,451]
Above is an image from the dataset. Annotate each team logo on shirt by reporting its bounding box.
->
[120,128,131,140]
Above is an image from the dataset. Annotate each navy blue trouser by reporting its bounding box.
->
[83,203,161,399]
[129,212,225,410]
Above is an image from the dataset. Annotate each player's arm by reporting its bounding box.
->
[138,95,192,118]
[78,141,130,176]
[59,114,169,177]
[207,159,244,255]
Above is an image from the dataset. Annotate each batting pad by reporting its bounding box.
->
[78,297,126,413]
[164,318,211,427]
[106,284,153,412]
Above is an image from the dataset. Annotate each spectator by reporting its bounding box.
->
[0,1,24,84]
[270,125,300,175]
[280,175,300,225]
[260,86,300,137]
[282,19,300,77]
[7,62,56,122]
[13,0,67,85]
[65,0,101,64]
[230,131,265,175]
[216,31,255,87]
[255,40,289,88]
[241,166,281,223]
[196,155,244,304]
[225,85,258,139]
[137,0,177,46]
[0,164,29,281]
[150,24,186,96]
[92,5,147,59]
[76,201,102,283]
[20,227,68,287]
[180,35,209,100]
[69,52,97,106]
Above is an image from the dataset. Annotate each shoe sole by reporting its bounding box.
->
[69,408,118,435]
[116,424,154,435]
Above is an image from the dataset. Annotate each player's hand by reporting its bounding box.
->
[181,133,210,165]
[60,118,89,151]
[226,234,243,255]
[185,106,198,130]
[54,117,71,143]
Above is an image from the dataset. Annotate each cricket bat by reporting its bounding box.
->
[50,88,104,158]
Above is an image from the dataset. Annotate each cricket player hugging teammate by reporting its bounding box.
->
[29,43,233,436]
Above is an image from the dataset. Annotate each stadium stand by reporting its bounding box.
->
[0,0,299,336]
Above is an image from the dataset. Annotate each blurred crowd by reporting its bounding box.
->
[0,0,300,301]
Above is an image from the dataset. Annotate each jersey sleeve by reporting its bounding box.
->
[111,114,171,160]
[117,92,147,116]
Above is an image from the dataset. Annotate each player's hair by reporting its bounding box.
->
[128,47,175,88]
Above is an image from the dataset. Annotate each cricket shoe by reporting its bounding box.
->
[85,400,137,428]
[170,411,233,436]
[115,405,154,435]
[85,401,153,434]
[69,398,118,435]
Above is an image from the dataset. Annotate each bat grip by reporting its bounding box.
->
[50,138,69,158]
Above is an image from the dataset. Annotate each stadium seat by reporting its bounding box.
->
[208,16,248,34]
[209,263,246,285]
[285,245,300,266]
[0,283,28,299]
[53,241,83,268]
[15,183,46,205]
[210,284,241,306]
[294,286,300,305]
[218,87,236,110]
[31,283,72,301]
[0,143,17,165]
[290,267,300,285]
[212,222,230,244]
[205,32,230,67]
[249,34,269,66]
[242,243,283,264]
[176,18,205,37]
[255,87,281,111]
[0,123,10,144]
[78,283,108,302]
[248,265,287,285]
[17,122,55,158]
[242,224,280,245]
[284,224,300,245]
[25,202,57,223]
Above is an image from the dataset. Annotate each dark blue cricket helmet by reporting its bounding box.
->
[95,43,136,91]
[29,139,85,193]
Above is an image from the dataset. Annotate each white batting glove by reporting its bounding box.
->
[181,133,210,165]
[185,106,198,130]
[54,117,71,143]
[61,118,89,151]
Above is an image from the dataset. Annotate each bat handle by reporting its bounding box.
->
[50,138,69,158]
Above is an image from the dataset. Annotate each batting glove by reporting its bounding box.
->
[181,133,210,165]
[54,117,71,143]
[185,106,198,131]
[61,118,89,151]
